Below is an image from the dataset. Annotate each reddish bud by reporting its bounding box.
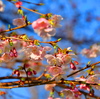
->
[33,70,37,75]
[9,50,14,57]
[15,1,22,8]
[27,71,32,76]
[12,70,20,76]
[13,47,17,54]
[24,63,30,68]
[70,62,76,70]
[14,53,18,57]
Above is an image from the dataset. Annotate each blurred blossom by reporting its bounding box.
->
[32,18,56,40]
[0,0,4,12]
[79,84,90,91]
[61,89,81,99]
[45,84,56,91]
[81,44,100,58]
[45,54,72,66]
[86,74,100,84]
[50,15,63,27]
[47,66,64,76]
[32,15,63,40]
[21,45,51,61]
[13,18,26,26]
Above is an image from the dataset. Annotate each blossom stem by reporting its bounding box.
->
[67,61,100,78]
[21,6,44,16]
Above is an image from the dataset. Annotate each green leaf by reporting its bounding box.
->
[21,78,25,81]
[59,92,64,97]
[18,9,24,16]
[49,91,54,97]
[57,38,62,41]
[87,61,91,65]
[9,41,13,46]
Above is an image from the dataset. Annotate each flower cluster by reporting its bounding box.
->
[32,15,63,40]
[45,48,77,76]
[21,45,52,61]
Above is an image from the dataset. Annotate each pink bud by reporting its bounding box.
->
[14,53,18,57]
[27,71,32,76]
[12,70,20,76]
[13,47,17,54]
[33,70,37,75]
[70,62,76,70]
[24,63,30,68]
[9,50,14,57]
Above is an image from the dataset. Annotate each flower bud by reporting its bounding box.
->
[12,70,20,76]
[70,62,76,70]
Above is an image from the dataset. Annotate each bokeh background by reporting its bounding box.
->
[0,0,100,99]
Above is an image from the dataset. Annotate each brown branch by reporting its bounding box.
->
[0,23,32,33]
[0,35,61,44]
[67,61,100,77]
[21,6,44,16]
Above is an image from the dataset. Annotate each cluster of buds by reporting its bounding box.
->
[26,68,37,76]
[12,69,20,76]
[9,47,18,57]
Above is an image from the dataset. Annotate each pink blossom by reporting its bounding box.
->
[13,18,25,26]
[50,15,63,27]
[32,18,56,40]
[45,54,62,66]
[61,89,74,98]
[47,66,63,76]
[81,44,100,58]
[47,97,54,99]
[79,84,90,91]
[75,77,86,82]
[45,84,56,91]
[22,45,51,61]
[86,74,100,84]
[1,53,12,62]
[45,54,72,66]
[32,18,50,30]
[0,0,4,12]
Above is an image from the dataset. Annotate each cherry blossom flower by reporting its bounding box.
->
[81,44,100,58]
[0,0,4,12]
[79,84,90,91]
[1,53,12,62]
[13,18,26,26]
[32,18,50,30]
[50,15,63,28]
[32,18,56,40]
[32,15,63,40]
[75,74,100,84]
[47,66,64,76]
[75,77,86,82]
[61,89,81,99]
[86,74,100,84]
[61,89,74,98]
[21,45,51,61]
[45,84,56,91]
[45,53,72,66]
